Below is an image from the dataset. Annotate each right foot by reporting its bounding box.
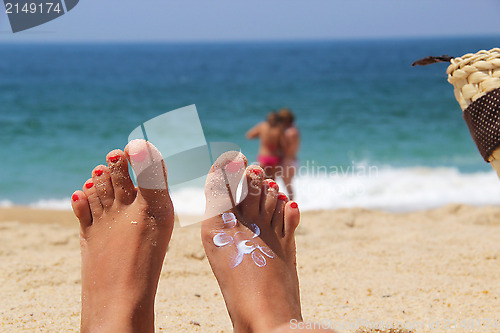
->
[71,140,174,333]
[202,152,302,333]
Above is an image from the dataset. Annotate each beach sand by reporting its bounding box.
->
[0,205,499,333]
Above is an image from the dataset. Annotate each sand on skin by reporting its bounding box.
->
[0,205,499,333]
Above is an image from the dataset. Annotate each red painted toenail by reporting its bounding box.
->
[290,202,298,209]
[269,181,278,189]
[109,155,120,163]
[278,194,288,201]
[72,193,79,202]
[85,181,94,189]
[94,169,104,176]
[252,168,262,175]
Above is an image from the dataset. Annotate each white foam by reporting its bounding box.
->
[169,166,500,214]
[0,200,13,208]
[11,166,500,213]
[170,187,206,215]
[289,166,500,212]
[29,198,72,210]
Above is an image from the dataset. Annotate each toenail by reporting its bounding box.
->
[109,155,120,163]
[72,193,80,201]
[269,181,278,189]
[225,160,243,173]
[129,149,148,162]
[85,181,94,189]
[94,169,104,176]
[278,194,288,201]
[290,202,298,209]
[252,168,262,175]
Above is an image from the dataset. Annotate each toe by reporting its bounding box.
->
[125,140,171,209]
[260,179,279,220]
[82,178,103,220]
[272,192,288,237]
[92,165,115,209]
[283,201,300,240]
[71,190,92,230]
[240,165,264,215]
[106,149,136,205]
[217,151,247,205]
[204,151,247,219]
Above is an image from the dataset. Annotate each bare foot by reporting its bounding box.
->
[71,140,174,333]
[202,152,302,333]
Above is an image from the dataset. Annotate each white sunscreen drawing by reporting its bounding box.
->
[213,212,275,268]
[222,212,237,228]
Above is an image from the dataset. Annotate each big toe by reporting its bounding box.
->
[204,151,247,219]
[125,139,171,208]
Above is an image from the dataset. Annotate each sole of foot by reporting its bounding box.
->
[71,139,174,333]
[202,151,302,333]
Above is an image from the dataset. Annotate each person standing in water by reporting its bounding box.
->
[278,108,300,201]
[246,111,283,180]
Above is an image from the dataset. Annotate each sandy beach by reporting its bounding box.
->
[0,205,499,333]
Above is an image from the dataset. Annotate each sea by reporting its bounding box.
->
[2,36,500,215]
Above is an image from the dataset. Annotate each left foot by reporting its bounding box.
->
[71,140,174,333]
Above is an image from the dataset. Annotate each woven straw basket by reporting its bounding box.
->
[447,48,500,110]
[447,48,500,174]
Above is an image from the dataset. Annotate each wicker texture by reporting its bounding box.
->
[447,48,500,174]
[447,48,500,110]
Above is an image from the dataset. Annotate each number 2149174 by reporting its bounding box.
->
[5,2,62,14]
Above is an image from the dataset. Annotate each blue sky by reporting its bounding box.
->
[1,0,500,42]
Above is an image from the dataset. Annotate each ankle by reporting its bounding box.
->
[81,299,155,333]
[232,302,302,333]
[234,316,303,333]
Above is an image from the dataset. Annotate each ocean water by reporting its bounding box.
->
[1,36,500,213]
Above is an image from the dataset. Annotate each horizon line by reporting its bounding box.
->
[0,32,499,44]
